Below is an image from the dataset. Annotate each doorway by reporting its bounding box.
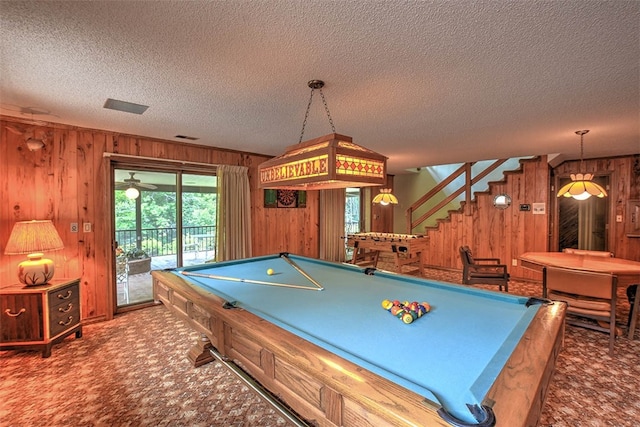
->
[113,167,217,309]
[557,175,609,251]
[345,188,362,260]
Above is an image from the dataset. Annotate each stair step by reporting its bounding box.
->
[417,156,538,234]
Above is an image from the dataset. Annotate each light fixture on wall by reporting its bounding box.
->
[372,188,398,205]
[258,80,388,190]
[493,194,512,209]
[125,186,140,199]
[4,220,65,285]
[556,130,607,200]
[25,137,45,151]
[5,124,49,151]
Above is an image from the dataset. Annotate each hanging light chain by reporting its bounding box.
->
[318,88,336,134]
[298,80,336,144]
[298,87,315,144]
[576,129,589,169]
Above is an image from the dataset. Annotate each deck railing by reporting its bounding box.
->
[115,225,216,257]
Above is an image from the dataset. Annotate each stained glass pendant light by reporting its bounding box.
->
[372,188,399,205]
[556,130,607,200]
[259,80,388,190]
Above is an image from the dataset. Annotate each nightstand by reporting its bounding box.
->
[0,278,82,357]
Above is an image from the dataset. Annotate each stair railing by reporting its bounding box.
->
[406,159,508,233]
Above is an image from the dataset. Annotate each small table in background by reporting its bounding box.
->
[520,252,640,339]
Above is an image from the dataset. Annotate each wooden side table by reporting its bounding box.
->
[0,278,82,357]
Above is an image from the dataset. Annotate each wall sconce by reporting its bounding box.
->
[25,137,46,151]
[4,220,65,285]
[493,194,511,209]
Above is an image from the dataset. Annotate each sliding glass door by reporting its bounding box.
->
[181,173,218,266]
[113,168,217,309]
[345,188,362,260]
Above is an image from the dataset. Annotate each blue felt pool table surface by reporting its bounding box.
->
[173,253,542,424]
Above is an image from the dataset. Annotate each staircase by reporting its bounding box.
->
[405,156,550,280]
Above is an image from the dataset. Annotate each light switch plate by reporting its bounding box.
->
[83,223,92,232]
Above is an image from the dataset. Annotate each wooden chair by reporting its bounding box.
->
[459,246,509,292]
[543,266,617,354]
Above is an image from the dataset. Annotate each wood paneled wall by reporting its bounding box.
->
[2,115,636,323]
[422,154,640,281]
[552,155,640,262]
[0,117,320,322]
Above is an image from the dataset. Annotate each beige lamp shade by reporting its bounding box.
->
[4,220,64,285]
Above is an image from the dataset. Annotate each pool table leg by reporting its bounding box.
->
[187,333,215,367]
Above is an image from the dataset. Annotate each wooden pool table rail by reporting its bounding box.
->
[151,268,565,427]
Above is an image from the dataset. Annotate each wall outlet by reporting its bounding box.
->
[512,259,518,266]
[71,223,78,233]
[83,223,92,232]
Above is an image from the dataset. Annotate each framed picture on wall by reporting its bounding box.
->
[264,189,307,208]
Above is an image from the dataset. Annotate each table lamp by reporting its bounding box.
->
[4,220,65,286]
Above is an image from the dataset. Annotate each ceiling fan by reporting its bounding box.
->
[115,172,158,190]
[5,124,50,151]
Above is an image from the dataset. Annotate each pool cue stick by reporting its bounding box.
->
[279,253,324,290]
[208,346,312,427]
[181,271,323,291]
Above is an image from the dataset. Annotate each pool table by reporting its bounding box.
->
[152,253,565,427]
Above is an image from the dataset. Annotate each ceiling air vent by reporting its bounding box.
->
[103,98,149,115]
[175,135,199,141]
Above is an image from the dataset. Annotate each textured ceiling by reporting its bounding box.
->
[1,1,638,174]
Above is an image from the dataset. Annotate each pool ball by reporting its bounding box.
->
[267,268,274,275]
[402,312,415,324]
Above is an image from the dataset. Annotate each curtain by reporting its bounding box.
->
[578,201,593,249]
[216,165,252,261]
[319,188,346,262]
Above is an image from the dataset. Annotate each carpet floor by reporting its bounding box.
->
[2,265,639,426]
